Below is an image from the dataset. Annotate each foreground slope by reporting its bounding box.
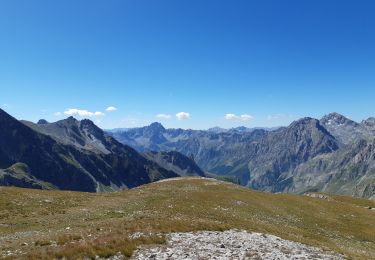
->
[1,178,374,259]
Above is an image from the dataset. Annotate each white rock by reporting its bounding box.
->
[131,230,344,260]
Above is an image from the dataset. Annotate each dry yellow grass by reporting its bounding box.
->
[1,177,374,259]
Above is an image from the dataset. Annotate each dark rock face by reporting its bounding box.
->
[0,109,180,192]
[0,109,97,191]
[0,163,53,189]
[245,118,338,191]
[143,151,205,177]
[109,113,375,198]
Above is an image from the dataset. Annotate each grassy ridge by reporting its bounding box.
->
[1,178,375,259]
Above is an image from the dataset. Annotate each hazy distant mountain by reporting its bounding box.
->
[108,113,375,198]
[108,123,268,181]
[0,108,199,192]
[207,126,279,134]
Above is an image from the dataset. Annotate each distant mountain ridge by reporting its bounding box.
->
[0,109,204,192]
[108,113,375,199]
[1,108,374,198]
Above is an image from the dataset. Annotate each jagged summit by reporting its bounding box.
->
[321,112,359,127]
[362,117,375,127]
[290,117,316,125]
[287,117,336,140]
[37,119,48,124]
[24,116,111,154]
[289,117,329,133]
[148,122,166,132]
[60,116,78,124]
[320,113,373,145]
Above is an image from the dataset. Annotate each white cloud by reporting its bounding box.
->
[53,112,62,116]
[64,108,105,117]
[106,106,117,112]
[224,113,254,121]
[156,114,171,119]
[224,114,238,120]
[239,114,253,121]
[176,112,190,120]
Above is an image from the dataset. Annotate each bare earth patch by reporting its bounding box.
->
[132,230,344,260]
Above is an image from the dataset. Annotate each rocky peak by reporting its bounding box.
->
[37,119,49,125]
[289,117,321,131]
[62,116,79,126]
[141,123,167,144]
[80,119,104,138]
[283,117,337,148]
[81,119,99,130]
[148,122,166,132]
[321,113,359,127]
[320,113,373,145]
[361,117,375,128]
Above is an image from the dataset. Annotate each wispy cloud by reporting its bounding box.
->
[105,106,117,112]
[53,112,62,116]
[64,108,105,117]
[156,114,171,119]
[176,112,190,120]
[224,113,253,121]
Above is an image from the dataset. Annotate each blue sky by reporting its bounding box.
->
[0,0,374,129]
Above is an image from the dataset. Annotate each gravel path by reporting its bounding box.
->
[131,230,344,260]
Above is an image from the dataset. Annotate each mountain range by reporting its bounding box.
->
[1,107,374,199]
[108,113,375,199]
[0,109,203,192]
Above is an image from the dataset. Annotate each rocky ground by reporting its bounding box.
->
[131,230,344,260]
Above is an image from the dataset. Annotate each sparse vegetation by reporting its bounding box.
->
[1,178,375,259]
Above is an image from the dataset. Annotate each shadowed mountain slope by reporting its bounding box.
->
[0,109,181,192]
